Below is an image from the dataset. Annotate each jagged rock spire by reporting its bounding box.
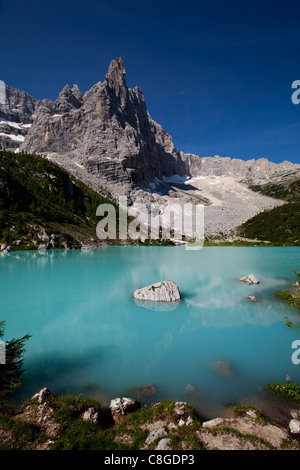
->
[105,57,126,88]
[71,84,82,102]
[56,84,83,112]
[105,58,129,108]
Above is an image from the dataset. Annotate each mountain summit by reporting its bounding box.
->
[20,58,188,194]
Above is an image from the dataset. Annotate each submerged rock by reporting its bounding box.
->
[240,274,260,284]
[247,295,258,302]
[211,359,235,377]
[125,383,158,403]
[134,299,180,311]
[133,280,181,302]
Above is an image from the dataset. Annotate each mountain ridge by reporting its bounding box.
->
[1,58,299,239]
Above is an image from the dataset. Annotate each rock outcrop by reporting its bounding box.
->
[240,274,260,284]
[20,58,189,193]
[0,80,39,149]
[109,397,140,422]
[1,388,299,450]
[133,280,181,302]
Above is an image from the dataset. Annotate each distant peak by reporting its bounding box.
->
[71,84,82,101]
[56,83,83,111]
[105,57,126,89]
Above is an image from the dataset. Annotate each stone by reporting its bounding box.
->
[290,409,300,419]
[185,384,196,393]
[247,295,258,302]
[240,274,260,284]
[38,243,51,250]
[109,397,140,420]
[167,422,177,430]
[133,280,181,302]
[246,410,258,419]
[82,407,98,423]
[154,438,172,450]
[145,428,168,445]
[202,417,224,428]
[211,359,235,377]
[1,245,12,253]
[289,419,300,434]
[32,387,53,404]
[185,416,194,426]
[126,383,157,402]
[174,402,187,416]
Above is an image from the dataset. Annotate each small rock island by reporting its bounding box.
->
[133,280,181,302]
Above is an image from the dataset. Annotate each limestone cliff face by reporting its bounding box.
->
[181,153,300,184]
[0,81,39,149]
[21,58,189,189]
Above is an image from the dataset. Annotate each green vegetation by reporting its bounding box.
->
[0,321,31,399]
[238,179,300,245]
[0,149,121,249]
[275,270,300,329]
[0,150,177,249]
[267,382,300,403]
[232,404,268,422]
[238,203,300,245]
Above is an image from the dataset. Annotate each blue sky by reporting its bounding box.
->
[1,0,300,164]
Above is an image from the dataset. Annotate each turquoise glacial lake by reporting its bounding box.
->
[1,246,300,416]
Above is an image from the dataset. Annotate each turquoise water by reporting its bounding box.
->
[1,246,300,416]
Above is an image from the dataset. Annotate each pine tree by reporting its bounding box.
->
[0,321,31,398]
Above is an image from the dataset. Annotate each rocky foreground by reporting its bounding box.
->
[1,387,300,451]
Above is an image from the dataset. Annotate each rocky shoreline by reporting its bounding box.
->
[1,386,300,451]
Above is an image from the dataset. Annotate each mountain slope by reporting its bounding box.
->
[0,81,39,149]
[237,179,300,245]
[0,150,119,250]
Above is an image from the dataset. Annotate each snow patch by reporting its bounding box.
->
[0,119,21,130]
[0,119,32,130]
[162,174,190,185]
[0,133,25,142]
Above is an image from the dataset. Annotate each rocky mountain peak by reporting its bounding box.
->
[71,84,83,102]
[105,57,126,89]
[20,58,188,191]
[104,57,129,110]
[55,83,83,113]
